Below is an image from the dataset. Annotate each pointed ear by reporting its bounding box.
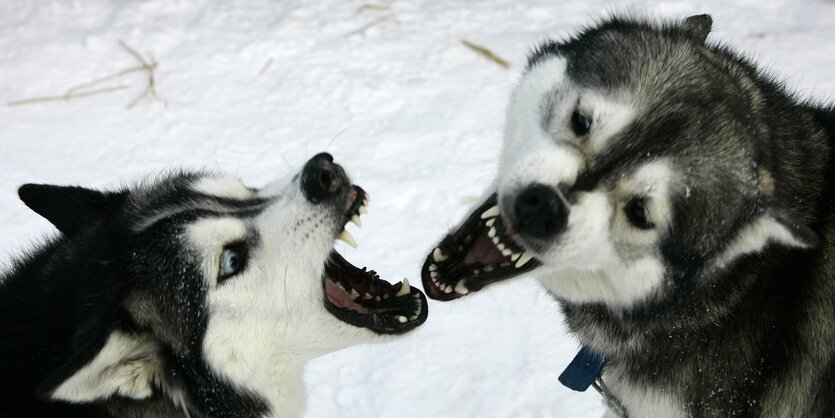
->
[718,214,818,266]
[18,184,128,237]
[39,331,163,402]
[682,14,712,44]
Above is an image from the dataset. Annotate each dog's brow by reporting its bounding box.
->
[131,196,272,232]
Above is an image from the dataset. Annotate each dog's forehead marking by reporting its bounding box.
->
[192,177,253,200]
[577,92,635,155]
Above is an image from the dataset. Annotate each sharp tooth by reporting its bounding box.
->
[433,248,449,262]
[502,249,512,257]
[397,315,408,323]
[362,292,372,300]
[395,278,411,297]
[492,237,500,245]
[515,252,534,268]
[480,205,500,219]
[497,243,506,251]
[454,280,469,295]
[350,215,362,227]
[359,205,368,215]
[337,230,358,248]
[429,264,437,272]
[488,226,496,238]
[443,285,453,294]
[511,253,521,261]
[485,218,495,227]
[350,289,360,299]
[430,271,438,279]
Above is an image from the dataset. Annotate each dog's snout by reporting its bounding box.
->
[301,152,346,203]
[513,184,569,239]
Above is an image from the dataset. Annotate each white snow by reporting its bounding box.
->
[1,1,834,417]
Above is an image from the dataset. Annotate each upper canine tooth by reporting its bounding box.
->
[515,252,534,268]
[338,230,358,248]
[433,248,449,262]
[350,215,362,227]
[480,205,500,219]
[395,278,411,297]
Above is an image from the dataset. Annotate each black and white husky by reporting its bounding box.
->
[421,14,835,417]
[0,153,427,417]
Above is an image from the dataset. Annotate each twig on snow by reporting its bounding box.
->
[461,39,511,69]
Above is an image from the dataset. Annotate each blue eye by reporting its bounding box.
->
[218,245,247,283]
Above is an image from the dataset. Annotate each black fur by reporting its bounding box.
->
[0,175,269,418]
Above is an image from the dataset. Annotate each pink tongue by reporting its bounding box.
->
[464,230,506,265]
[325,279,369,313]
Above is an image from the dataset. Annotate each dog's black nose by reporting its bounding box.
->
[513,184,569,239]
[301,152,346,203]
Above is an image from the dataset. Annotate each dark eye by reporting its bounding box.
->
[218,244,248,284]
[624,197,654,230]
[570,110,592,136]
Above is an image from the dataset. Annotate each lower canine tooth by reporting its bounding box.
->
[515,252,534,268]
[454,281,469,295]
[433,248,449,262]
[338,230,358,248]
[395,278,411,297]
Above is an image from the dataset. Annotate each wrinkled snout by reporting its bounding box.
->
[512,184,570,239]
[301,152,347,203]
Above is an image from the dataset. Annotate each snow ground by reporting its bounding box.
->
[1,1,834,417]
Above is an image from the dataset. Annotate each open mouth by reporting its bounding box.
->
[420,193,541,301]
[322,186,428,334]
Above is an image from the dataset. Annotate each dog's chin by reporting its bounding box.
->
[421,193,542,301]
[320,185,428,334]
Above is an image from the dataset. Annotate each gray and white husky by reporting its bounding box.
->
[0,153,427,418]
[421,14,835,417]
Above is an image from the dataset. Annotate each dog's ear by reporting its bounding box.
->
[682,14,712,44]
[719,213,818,265]
[38,331,163,403]
[18,184,128,237]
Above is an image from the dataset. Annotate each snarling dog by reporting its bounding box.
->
[0,153,427,418]
[422,14,835,417]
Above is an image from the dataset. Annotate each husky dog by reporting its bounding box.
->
[421,14,835,417]
[0,153,428,418]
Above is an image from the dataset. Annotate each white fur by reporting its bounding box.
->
[601,369,687,418]
[716,215,814,267]
[192,177,254,200]
[50,331,163,402]
[183,176,384,417]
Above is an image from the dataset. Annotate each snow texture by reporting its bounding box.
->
[1,1,834,417]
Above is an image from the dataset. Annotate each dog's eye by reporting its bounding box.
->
[571,110,592,136]
[218,244,248,283]
[625,197,655,230]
